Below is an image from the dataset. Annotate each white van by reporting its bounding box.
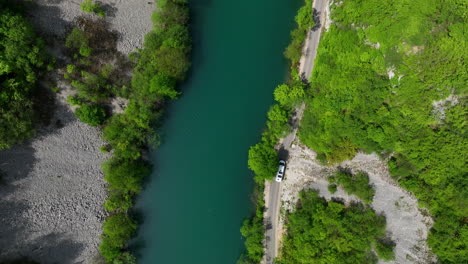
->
[275,160,286,182]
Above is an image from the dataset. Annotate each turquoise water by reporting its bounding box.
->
[135,0,300,263]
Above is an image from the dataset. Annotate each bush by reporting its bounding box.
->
[67,95,83,106]
[331,170,375,203]
[375,238,396,261]
[328,184,337,194]
[80,0,105,17]
[99,213,137,262]
[102,157,151,194]
[239,183,265,263]
[74,104,106,126]
[0,7,47,149]
[278,190,390,263]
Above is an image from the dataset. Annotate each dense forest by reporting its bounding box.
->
[0,1,48,149]
[278,191,394,263]
[299,0,467,262]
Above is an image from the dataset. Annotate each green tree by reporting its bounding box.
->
[248,141,278,182]
[273,83,305,107]
[0,7,47,149]
[102,157,151,193]
[100,213,137,262]
[278,191,390,263]
[74,104,106,126]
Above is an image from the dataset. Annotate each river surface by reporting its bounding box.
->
[135,0,300,263]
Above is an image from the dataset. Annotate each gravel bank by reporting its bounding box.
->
[280,140,437,264]
[0,103,108,264]
[0,1,155,263]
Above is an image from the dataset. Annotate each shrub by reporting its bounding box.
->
[74,104,106,126]
[278,190,390,263]
[67,95,83,106]
[102,157,151,193]
[99,213,136,262]
[331,170,375,203]
[328,184,337,194]
[80,0,105,17]
[375,238,396,261]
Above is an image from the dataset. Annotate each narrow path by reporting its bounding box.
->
[263,0,328,262]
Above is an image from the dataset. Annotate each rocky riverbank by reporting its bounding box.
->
[0,1,154,263]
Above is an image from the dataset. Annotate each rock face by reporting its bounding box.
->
[0,1,155,263]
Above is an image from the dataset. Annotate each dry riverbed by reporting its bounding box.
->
[278,139,437,264]
[0,1,154,263]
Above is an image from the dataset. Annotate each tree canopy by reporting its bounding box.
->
[299,0,467,262]
[278,191,394,263]
[0,6,47,149]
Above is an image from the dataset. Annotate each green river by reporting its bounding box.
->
[135,0,300,263]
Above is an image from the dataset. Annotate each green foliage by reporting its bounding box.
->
[295,0,314,29]
[75,104,106,126]
[278,190,391,263]
[104,190,133,212]
[80,0,105,17]
[299,0,468,262]
[79,46,93,57]
[0,6,47,149]
[63,20,126,103]
[375,238,396,261]
[103,157,151,194]
[248,141,277,183]
[112,252,137,264]
[329,170,375,203]
[328,183,337,194]
[273,82,305,107]
[65,28,88,50]
[284,0,313,64]
[239,183,266,263]
[96,1,191,262]
[240,217,264,262]
[100,213,136,262]
[67,95,83,106]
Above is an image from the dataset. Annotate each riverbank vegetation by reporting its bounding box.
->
[277,190,394,263]
[299,0,467,262]
[284,0,314,66]
[58,0,191,262]
[240,0,311,263]
[0,1,48,149]
[328,169,375,203]
[98,0,191,262]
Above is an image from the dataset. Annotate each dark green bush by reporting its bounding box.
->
[330,170,375,203]
[375,238,396,261]
[100,213,137,262]
[74,104,106,126]
[278,190,390,263]
[0,6,47,149]
[328,184,337,194]
[102,157,151,194]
